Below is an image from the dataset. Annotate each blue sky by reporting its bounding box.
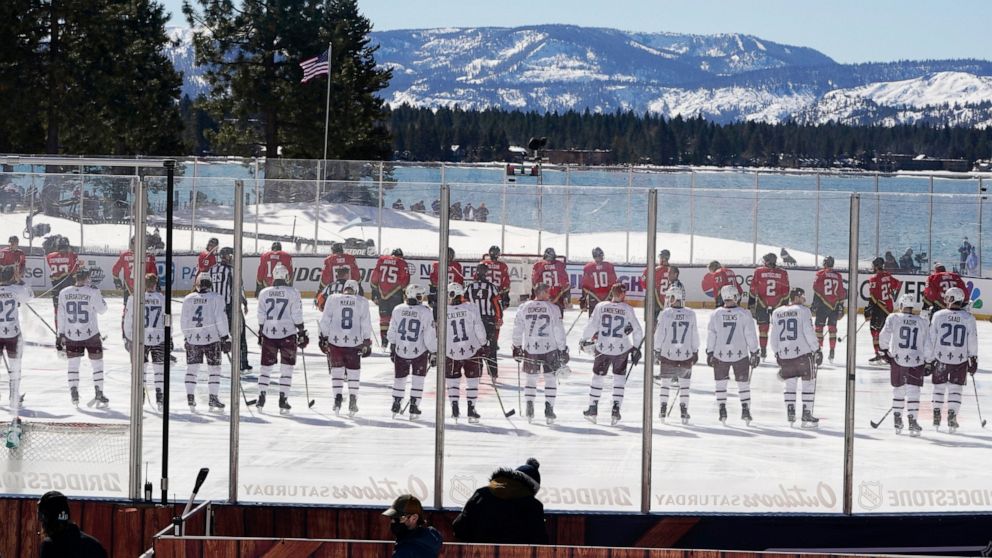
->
[163,0,991,64]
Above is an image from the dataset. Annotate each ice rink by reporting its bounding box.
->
[2,295,990,514]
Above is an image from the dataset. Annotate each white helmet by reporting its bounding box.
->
[943,287,966,306]
[405,284,426,301]
[447,282,465,299]
[719,284,739,303]
[665,286,685,306]
[272,264,290,282]
[344,279,360,294]
[897,293,918,311]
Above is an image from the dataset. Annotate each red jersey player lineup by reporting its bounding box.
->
[111,250,158,291]
[531,259,569,304]
[581,261,617,303]
[370,254,410,299]
[257,250,294,288]
[320,253,360,288]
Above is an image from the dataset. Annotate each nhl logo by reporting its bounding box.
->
[448,475,477,504]
[858,481,883,511]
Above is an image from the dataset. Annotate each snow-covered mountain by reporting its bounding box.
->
[166,25,992,127]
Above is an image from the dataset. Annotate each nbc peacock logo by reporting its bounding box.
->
[966,281,983,310]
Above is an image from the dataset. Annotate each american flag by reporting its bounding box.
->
[299,49,330,83]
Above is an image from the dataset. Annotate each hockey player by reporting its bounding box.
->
[197,238,219,273]
[703,260,742,307]
[924,287,978,432]
[0,236,26,281]
[749,252,790,359]
[0,266,32,420]
[122,273,167,411]
[641,249,671,322]
[56,269,109,407]
[530,248,569,317]
[812,256,847,362]
[922,263,967,318]
[257,241,293,291]
[480,245,511,309]
[579,283,641,425]
[318,279,373,416]
[445,283,489,423]
[111,237,158,307]
[866,256,902,364]
[706,285,760,425]
[769,288,822,428]
[45,237,79,319]
[370,248,411,349]
[465,263,503,378]
[429,247,463,313]
[256,264,306,413]
[878,294,929,436]
[386,284,438,419]
[181,275,230,411]
[316,266,365,310]
[512,282,566,424]
[580,247,617,317]
[654,286,699,424]
[317,242,360,305]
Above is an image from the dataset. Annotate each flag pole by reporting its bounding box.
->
[315,43,332,254]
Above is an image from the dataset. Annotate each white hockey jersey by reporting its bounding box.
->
[257,285,304,340]
[387,303,438,359]
[444,302,488,360]
[57,285,107,341]
[319,293,373,347]
[924,308,978,365]
[180,291,229,346]
[654,306,700,361]
[123,292,167,346]
[512,300,567,355]
[706,306,759,363]
[581,301,642,356]
[879,312,929,367]
[0,284,32,339]
[769,304,818,358]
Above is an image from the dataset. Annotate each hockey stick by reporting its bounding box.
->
[623,337,648,383]
[516,360,522,412]
[225,352,257,411]
[870,407,892,429]
[564,309,584,337]
[486,366,516,418]
[300,347,316,409]
[973,379,987,428]
[23,303,57,335]
[839,318,868,343]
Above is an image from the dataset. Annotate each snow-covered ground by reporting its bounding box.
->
[2,296,990,514]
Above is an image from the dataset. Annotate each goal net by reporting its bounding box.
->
[1,421,129,464]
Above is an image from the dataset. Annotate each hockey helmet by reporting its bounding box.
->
[665,285,685,306]
[608,282,628,302]
[543,247,556,261]
[57,237,70,250]
[272,264,291,282]
[872,256,885,270]
[447,282,465,299]
[207,237,219,248]
[0,266,14,285]
[823,256,835,268]
[488,245,501,259]
[592,247,604,261]
[196,274,212,291]
[331,243,344,254]
[720,284,740,304]
[271,241,282,251]
[219,247,234,260]
[934,262,946,273]
[344,279,360,294]
[659,249,671,261]
[475,262,489,280]
[392,248,404,258]
[74,267,91,281]
[789,287,806,303]
[897,293,918,311]
[763,252,777,266]
[405,284,426,301]
[708,260,721,272]
[943,287,966,307]
[7,235,17,245]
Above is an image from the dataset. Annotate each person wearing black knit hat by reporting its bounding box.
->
[452,457,548,544]
[38,490,108,557]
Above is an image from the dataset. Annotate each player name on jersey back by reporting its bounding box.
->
[881,313,928,366]
[58,286,107,341]
[0,284,31,338]
[770,305,817,357]
[707,306,758,362]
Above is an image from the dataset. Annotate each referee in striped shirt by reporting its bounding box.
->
[465,263,503,378]
[208,247,251,372]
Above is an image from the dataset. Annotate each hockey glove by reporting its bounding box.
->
[500,293,510,309]
[706,352,716,367]
[814,349,824,367]
[863,304,873,321]
[880,349,892,365]
[55,335,64,353]
[923,361,935,376]
[630,347,642,367]
[690,351,698,366]
[623,323,634,335]
[968,356,978,375]
[579,339,595,351]
[257,328,263,346]
[220,336,232,354]
[371,286,381,303]
[359,340,372,358]
[297,329,309,349]
[389,346,397,363]
[512,346,524,362]
[579,295,587,311]
[749,351,761,369]
[113,278,125,291]
[559,347,570,365]
[318,335,330,355]
[429,352,437,368]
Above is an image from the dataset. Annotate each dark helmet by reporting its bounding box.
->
[659,249,671,260]
[592,247,604,260]
[763,253,777,266]
[790,287,806,300]
[475,262,489,280]
[0,266,14,284]
[934,262,946,273]
[447,247,455,260]
[271,241,282,251]
[7,235,17,244]
[872,256,885,270]
[392,248,404,258]
[57,237,70,250]
[488,245,501,258]
[207,237,219,247]
[219,247,234,259]
[543,247,556,261]
[74,268,91,281]
[331,243,344,254]
[196,274,212,291]
[823,256,835,268]
[708,260,721,272]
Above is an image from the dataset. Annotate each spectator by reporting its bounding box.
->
[382,494,442,558]
[38,490,108,557]
[452,457,548,544]
[431,199,441,217]
[411,200,426,213]
[475,202,489,223]
[967,246,979,276]
[450,202,463,220]
[898,248,917,272]
[464,202,475,221]
[959,237,973,270]
[393,199,405,210]
[883,251,898,271]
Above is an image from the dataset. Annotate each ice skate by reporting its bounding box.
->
[5,418,22,449]
[70,386,79,407]
[933,408,941,428]
[391,396,403,418]
[893,411,903,434]
[679,403,690,425]
[741,403,752,426]
[451,400,460,421]
[583,403,598,424]
[868,354,886,366]
[187,394,196,410]
[256,391,267,410]
[787,403,796,425]
[947,410,958,433]
[544,401,556,425]
[525,400,534,423]
[828,348,835,362]
[658,401,667,421]
[88,387,109,409]
[718,403,727,424]
[611,402,621,426]
[278,394,291,415]
[760,347,767,360]
[409,398,421,420]
[348,394,358,417]
[208,395,225,411]
[907,415,922,436]
[333,393,343,415]
[800,409,819,429]
[467,401,480,424]
[155,388,163,412]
